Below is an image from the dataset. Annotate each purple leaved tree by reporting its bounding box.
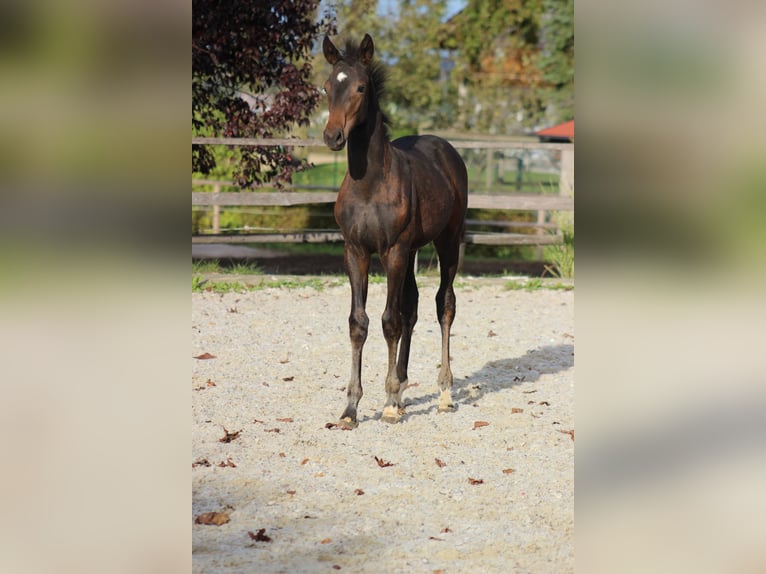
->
[193,0,333,187]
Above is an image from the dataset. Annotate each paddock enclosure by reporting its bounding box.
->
[192,277,574,572]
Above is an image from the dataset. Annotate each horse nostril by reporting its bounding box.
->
[324,128,345,150]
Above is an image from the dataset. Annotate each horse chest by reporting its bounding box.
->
[335,194,406,251]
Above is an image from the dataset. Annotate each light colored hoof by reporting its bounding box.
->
[381,406,402,424]
[438,390,455,413]
[338,417,358,429]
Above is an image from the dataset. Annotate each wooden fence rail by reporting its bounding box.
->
[192,136,574,151]
[192,138,573,254]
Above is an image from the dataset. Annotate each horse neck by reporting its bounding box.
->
[346,100,389,182]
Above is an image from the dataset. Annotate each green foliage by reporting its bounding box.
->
[543,213,574,278]
[538,0,575,122]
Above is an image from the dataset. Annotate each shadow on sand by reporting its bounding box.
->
[399,343,575,420]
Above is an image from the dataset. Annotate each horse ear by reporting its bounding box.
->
[360,33,374,65]
[323,35,340,65]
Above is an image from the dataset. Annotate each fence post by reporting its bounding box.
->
[560,148,574,195]
[212,183,220,234]
[536,209,545,261]
[485,148,493,191]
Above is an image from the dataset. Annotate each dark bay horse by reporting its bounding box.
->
[322,34,468,427]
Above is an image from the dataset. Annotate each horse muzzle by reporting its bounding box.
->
[323,127,346,151]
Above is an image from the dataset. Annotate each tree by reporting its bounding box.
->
[441,0,573,132]
[538,0,574,123]
[192,0,333,187]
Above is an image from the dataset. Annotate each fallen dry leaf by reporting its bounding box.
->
[539,401,550,406]
[264,428,281,433]
[441,527,452,533]
[282,376,295,382]
[217,458,236,468]
[276,417,294,423]
[286,490,296,495]
[195,511,230,526]
[487,330,497,337]
[206,379,216,387]
[374,456,395,468]
[468,477,484,485]
[511,408,524,414]
[324,422,352,431]
[558,429,575,441]
[253,419,265,424]
[429,536,444,541]
[435,458,447,468]
[248,528,272,542]
[219,428,241,443]
[333,566,341,571]
[354,489,365,496]
[502,468,516,474]
[279,452,286,458]
[194,352,216,360]
[301,458,309,465]
[473,421,490,429]
[320,538,332,544]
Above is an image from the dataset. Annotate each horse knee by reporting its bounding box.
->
[349,310,369,345]
[381,308,402,341]
[435,289,456,325]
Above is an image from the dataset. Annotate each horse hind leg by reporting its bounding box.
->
[434,234,460,413]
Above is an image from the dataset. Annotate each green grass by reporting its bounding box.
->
[192,275,339,293]
[504,278,574,291]
[292,158,558,195]
[192,260,263,275]
[292,160,347,189]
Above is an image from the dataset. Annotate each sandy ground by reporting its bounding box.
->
[192,276,574,573]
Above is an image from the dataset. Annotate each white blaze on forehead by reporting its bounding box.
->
[336,71,348,83]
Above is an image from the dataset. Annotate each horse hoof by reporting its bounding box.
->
[338,417,358,429]
[381,406,402,424]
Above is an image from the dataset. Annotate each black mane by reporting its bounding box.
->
[339,38,392,133]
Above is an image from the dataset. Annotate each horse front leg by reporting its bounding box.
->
[339,245,370,429]
[380,244,408,423]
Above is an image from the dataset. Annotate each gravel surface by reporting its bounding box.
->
[192,276,574,573]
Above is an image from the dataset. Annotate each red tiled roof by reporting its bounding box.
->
[536,120,574,139]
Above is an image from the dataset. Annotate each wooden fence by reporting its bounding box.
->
[192,138,573,254]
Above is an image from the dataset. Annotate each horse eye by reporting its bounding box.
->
[357,85,366,93]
